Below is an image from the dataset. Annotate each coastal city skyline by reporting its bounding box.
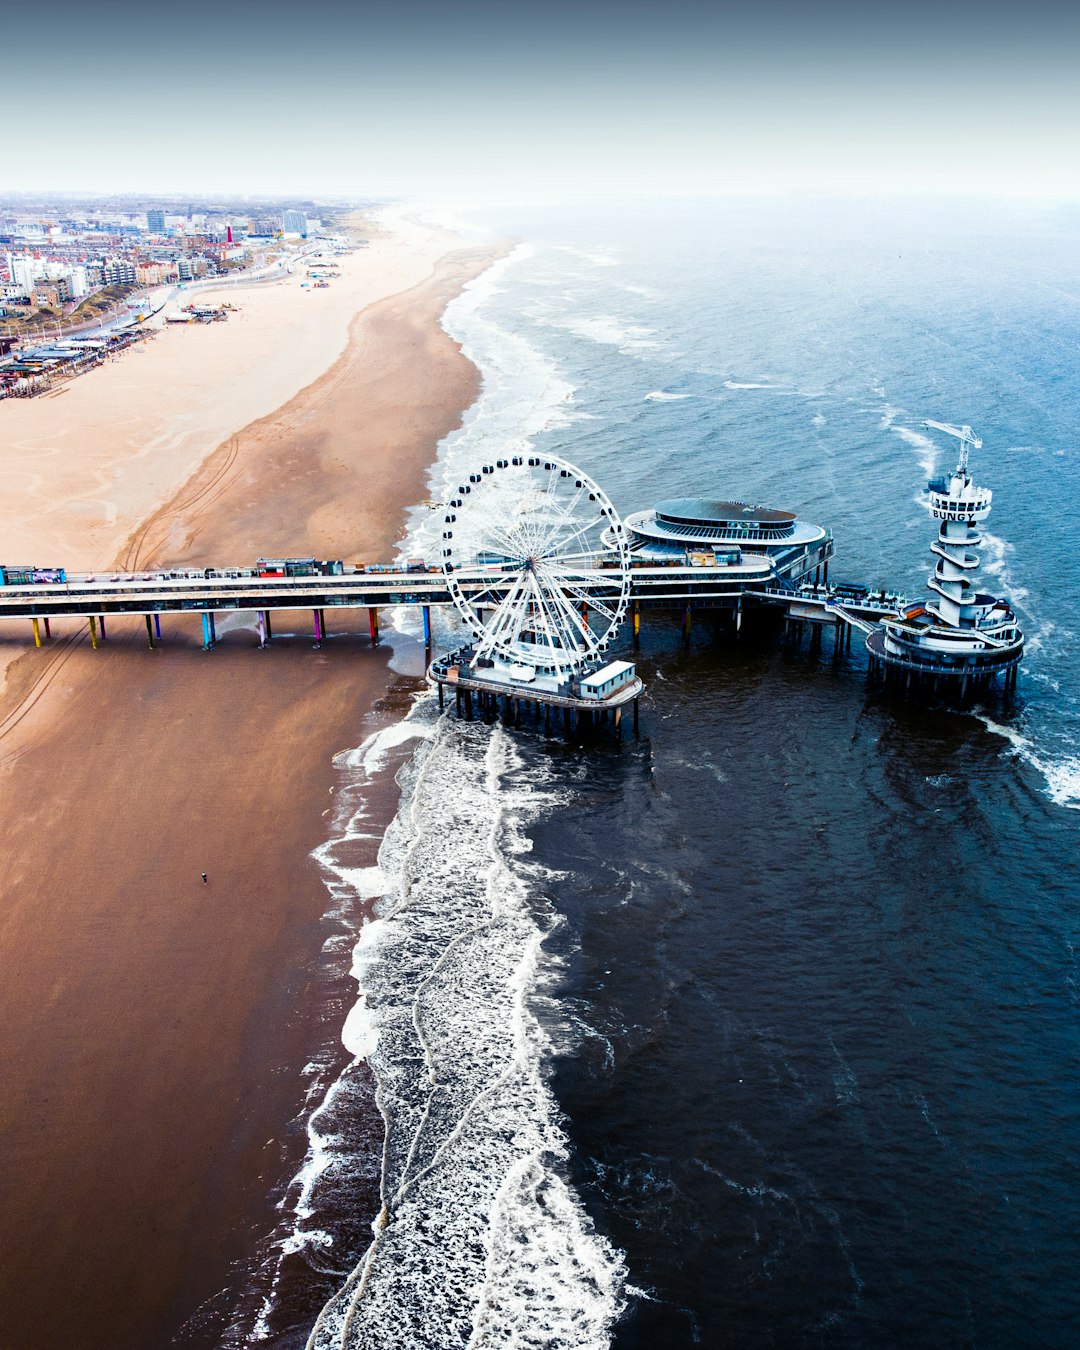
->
[5,0,1079,201]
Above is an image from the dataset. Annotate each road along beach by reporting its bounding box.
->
[0,214,504,1349]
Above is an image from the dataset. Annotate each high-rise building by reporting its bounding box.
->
[282,209,308,237]
[9,254,43,294]
[147,209,166,233]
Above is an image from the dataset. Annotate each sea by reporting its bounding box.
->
[229,196,1080,1349]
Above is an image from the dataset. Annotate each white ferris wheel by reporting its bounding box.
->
[440,453,632,677]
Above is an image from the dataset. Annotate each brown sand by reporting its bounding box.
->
[0,241,501,1349]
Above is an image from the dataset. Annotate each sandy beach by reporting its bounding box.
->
[0,218,502,1348]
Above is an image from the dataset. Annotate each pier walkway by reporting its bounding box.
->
[0,561,905,651]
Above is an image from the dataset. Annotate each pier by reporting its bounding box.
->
[0,430,1024,710]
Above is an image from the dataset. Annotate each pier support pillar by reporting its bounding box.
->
[682,604,692,642]
[438,681,444,709]
[202,612,214,650]
[89,616,98,650]
[368,607,379,647]
[257,611,267,647]
[98,616,107,640]
[632,600,640,641]
[153,614,161,640]
[422,605,432,647]
[32,618,41,648]
[44,617,52,639]
[313,609,322,648]
[145,615,155,649]
[633,698,639,734]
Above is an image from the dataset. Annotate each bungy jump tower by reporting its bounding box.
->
[866,421,1024,696]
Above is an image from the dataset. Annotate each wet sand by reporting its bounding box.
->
[0,242,499,1349]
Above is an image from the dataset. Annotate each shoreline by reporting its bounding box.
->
[0,224,506,1349]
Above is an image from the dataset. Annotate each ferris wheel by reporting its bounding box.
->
[440,454,632,677]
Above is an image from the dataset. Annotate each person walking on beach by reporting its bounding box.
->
[201,872,208,884]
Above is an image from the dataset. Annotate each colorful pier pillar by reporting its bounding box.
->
[682,604,692,641]
[313,609,323,647]
[44,617,51,639]
[368,606,380,646]
[89,616,99,650]
[145,615,155,649]
[154,614,161,640]
[32,618,42,648]
[98,616,107,640]
[202,612,215,649]
[422,605,432,646]
[257,611,267,647]
[632,600,640,639]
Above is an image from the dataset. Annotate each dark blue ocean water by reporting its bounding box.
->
[268,197,1080,1349]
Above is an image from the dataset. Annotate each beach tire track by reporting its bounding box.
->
[117,433,242,571]
[0,630,88,764]
[117,338,369,573]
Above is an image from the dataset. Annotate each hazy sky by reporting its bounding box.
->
[6,0,1078,201]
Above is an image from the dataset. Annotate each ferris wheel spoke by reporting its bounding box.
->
[528,570,582,666]
[536,559,616,618]
[540,512,604,564]
[480,573,532,649]
[546,581,601,655]
[534,493,591,558]
[542,548,606,568]
[480,516,529,562]
[460,582,511,611]
[526,572,568,663]
[546,576,619,626]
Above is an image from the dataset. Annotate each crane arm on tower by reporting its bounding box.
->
[924,420,982,472]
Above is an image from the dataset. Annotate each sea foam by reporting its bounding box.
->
[307,714,626,1349]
